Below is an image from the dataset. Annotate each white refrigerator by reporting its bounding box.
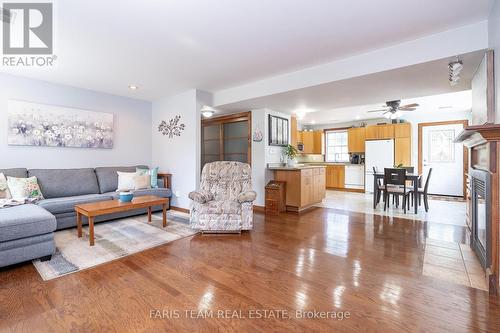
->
[365,139,394,193]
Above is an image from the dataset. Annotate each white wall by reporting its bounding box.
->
[0,73,152,169]
[489,1,500,122]
[400,109,471,167]
[251,108,290,206]
[152,90,210,209]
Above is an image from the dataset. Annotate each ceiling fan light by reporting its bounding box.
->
[384,112,392,119]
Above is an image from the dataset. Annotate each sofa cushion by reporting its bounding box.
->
[37,194,114,214]
[28,168,100,199]
[0,168,28,178]
[104,187,172,199]
[0,204,56,242]
[199,201,241,215]
[95,165,148,193]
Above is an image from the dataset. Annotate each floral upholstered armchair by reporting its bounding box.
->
[188,161,256,233]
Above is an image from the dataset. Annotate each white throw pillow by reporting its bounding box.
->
[116,171,137,192]
[0,173,11,199]
[133,174,151,190]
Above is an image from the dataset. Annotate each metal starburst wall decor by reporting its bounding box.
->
[158,115,186,138]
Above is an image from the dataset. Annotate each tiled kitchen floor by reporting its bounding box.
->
[318,190,488,290]
[318,190,467,226]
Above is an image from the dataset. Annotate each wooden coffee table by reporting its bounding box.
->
[74,195,169,246]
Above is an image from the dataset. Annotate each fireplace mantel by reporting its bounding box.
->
[455,124,500,147]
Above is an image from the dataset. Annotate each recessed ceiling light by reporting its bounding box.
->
[128,84,139,90]
[355,115,361,120]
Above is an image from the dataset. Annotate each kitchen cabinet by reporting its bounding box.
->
[365,124,394,140]
[393,123,411,166]
[301,131,314,153]
[394,123,411,138]
[299,130,322,154]
[326,165,345,188]
[348,127,366,153]
[312,130,323,154]
[394,137,411,166]
[273,166,326,212]
[291,116,298,147]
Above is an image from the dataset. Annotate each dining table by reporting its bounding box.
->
[373,172,422,213]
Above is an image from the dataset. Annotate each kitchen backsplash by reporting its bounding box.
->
[296,154,325,163]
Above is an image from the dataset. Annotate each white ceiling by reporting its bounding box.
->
[217,50,485,123]
[0,0,494,101]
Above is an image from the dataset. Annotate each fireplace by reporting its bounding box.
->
[470,168,491,269]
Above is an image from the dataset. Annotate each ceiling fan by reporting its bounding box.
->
[367,100,419,119]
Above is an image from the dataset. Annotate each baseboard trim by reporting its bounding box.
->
[327,187,365,193]
[171,206,190,213]
[253,205,265,213]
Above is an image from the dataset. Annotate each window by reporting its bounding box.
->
[325,130,349,162]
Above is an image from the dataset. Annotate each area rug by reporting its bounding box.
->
[33,211,198,280]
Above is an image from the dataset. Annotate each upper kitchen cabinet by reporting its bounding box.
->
[291,116,298,147]
[393,123,412,166]
[347,127,365,152]
[312,130,323,154]
[301,131,314,153]
[365,124,394,140]
[394,123,411,138]
[299,130,323,154]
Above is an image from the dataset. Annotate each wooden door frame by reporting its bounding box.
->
[201,111,252,166]
[417,120,469,198]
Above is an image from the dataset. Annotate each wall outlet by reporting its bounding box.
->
[175,191,181,198]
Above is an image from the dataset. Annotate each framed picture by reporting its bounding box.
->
[8,100,114,149]
[268,114,289,146]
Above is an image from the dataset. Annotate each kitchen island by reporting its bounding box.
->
[268,165,326,213]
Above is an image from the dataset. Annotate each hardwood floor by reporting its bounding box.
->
[1,208,500,332]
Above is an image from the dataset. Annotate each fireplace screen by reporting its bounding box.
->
[471,169,491,268]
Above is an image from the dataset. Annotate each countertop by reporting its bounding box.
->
[267,164,327,171]
[300,162,365,167]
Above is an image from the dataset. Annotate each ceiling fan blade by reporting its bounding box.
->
[398,108,417,111]
[400,103,419,108]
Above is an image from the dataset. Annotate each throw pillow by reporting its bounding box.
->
[116,171,137,191]
[0,173,12,199]
[6,176,44,201]
[133,174,151,190]
[136,167,159,188]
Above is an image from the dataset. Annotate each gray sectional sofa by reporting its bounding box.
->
[0,166,172,268]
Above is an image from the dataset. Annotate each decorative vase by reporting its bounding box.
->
[287,158,297,167]
[119,191,134,202]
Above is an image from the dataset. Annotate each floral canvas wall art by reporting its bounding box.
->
[8,100,114,149]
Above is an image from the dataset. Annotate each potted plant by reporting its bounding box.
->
[283,144,298,167]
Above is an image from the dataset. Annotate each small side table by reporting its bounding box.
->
[265,181,286,215]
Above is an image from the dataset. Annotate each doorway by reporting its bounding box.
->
[418,120,468,197]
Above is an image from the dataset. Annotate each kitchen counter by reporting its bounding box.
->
[301,162,364,167]
[270,165,326,213]
[267,164,327,171]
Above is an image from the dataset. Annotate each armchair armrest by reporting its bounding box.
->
[237,190,257,203]
[188,190,214,204]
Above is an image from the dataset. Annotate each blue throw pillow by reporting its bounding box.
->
[136,167,159,188]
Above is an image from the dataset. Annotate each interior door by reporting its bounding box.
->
[421,123,465,196]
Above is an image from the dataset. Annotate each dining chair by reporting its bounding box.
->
[417,168,433,212]
[373,166,384,205]
[384,168,412,213]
